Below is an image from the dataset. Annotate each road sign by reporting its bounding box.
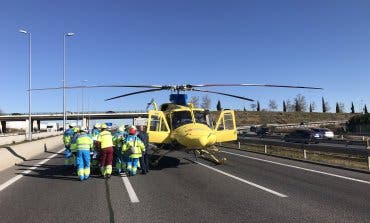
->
[134,117,148,126]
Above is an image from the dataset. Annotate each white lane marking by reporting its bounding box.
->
[121,173,140,203]
[193,160,288,198]
[222,150,370,185]
[0,148,65,192]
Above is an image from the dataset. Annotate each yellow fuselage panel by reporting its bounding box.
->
[172,123,216,148]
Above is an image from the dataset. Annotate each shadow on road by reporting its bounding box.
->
[15,163,80,181]
[5,146,27,161]
[149,154,191,170]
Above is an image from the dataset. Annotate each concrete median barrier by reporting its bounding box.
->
[0,135,63,172]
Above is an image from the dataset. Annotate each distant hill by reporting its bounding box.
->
[213,111,356,126]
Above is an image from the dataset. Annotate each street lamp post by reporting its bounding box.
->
[63,32,74,131]
[19,29,32,141]
[81,80,87,128]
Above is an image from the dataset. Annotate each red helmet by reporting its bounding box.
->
[129,127,137,135]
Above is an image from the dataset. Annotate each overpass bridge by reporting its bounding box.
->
[0,111,148,133]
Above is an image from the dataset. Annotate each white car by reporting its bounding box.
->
[311,128,334,139]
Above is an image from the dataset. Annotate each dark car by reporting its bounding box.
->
[283,129,320,144]
[256,127,270,138]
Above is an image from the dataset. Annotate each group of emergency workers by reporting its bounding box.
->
[63,122,149,181]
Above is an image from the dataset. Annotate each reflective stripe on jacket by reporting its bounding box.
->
[76,134,93,151]
[97,130,113,149]
[122,135,145,158]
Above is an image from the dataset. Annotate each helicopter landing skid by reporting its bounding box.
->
[196,146,226,165]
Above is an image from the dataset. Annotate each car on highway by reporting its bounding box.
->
[256,127,270,138]
[283,129,320,144]
[310,128,334,140]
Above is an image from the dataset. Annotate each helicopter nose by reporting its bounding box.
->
[198,136,209,147]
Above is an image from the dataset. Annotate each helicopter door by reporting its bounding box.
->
[214,110,237,142]
[147,110,171,143]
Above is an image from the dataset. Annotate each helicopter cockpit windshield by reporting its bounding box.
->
[193,110,212,127]
[172,111,193,129]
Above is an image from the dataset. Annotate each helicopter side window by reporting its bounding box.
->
[150,114,169,132]
[217,113,234,131]
[224,113,234,130]
[149,115,161,131]
[172,111,193,129]
[193,110,208,126]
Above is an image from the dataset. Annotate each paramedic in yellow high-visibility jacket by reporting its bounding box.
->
[75,128,93,181]
[97,124,114,179]
[122,126,145,176]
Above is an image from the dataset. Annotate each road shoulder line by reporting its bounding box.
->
[222,150,370,185]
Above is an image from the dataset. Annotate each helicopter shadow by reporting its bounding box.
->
[15,163,80,181]
[148,153,192,170]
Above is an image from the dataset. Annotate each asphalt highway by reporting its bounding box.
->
[0,145,370,223]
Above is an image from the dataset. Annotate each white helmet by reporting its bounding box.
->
[119,126,125,132]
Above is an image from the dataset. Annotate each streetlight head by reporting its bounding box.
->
[19,29,28,34]
[66,32,74,36]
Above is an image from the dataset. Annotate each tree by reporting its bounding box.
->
[243,107,246,111]
[283,100,287,112]
[351,102,355,113]
[216,100,222,111]
[250,103,257,111]
[309,101,316,113]
[294,94,307,112]
[335,103,339,113]
[200,95,211,110]
[256,101,260,111]
[322,97,327,113]
[268,99,278,111]
[189,96,199,107]
[364,105,368,114]
[285,99,295,112]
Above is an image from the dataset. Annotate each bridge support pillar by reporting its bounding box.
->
[26,119,34,134]
[82,118,88,129]
[0,121,6,133]
[36,120,41,131]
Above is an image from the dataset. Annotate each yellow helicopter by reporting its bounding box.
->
[103,84,322,164]
[33,83,322,164]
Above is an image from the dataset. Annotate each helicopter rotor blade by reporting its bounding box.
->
[192,89,254,101]
[30,84,163,91]
[188,84,323,90]
[105,88,165,101]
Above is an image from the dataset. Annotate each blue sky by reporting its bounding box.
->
[1,0,370,114]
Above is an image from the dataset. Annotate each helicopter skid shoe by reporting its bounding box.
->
[198,148,226,165]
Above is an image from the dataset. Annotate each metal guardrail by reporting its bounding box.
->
[241,133,367,147]
[238,136,370,156]
[233,135,370,171]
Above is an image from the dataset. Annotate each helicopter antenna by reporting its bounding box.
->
[146,98,158,110]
